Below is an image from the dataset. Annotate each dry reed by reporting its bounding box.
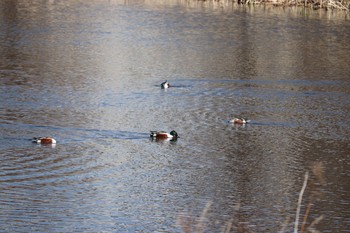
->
[177,162,326,233]
[195,0,349,11]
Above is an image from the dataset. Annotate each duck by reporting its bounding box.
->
[32,137,57,144]
[161,80,170,89]
[150,130,179,140]
[229,118,250,124]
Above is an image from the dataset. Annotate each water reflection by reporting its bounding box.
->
[1,0,349,232]
[150,137,178,143]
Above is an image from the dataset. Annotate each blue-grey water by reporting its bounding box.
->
[0,0,349,232]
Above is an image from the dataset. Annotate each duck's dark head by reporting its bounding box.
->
[170,130,179,138]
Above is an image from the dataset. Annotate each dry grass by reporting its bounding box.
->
[195,0,349,11]
[177,162,326,233]
[299,162,325,233]
[177,201,212,233]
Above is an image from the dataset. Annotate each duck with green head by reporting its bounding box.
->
[150,130,179,140]
[161,80,170,89]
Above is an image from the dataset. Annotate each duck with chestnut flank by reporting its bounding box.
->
[32,137,57,144]
[150,130,179,140]
[229,118,250,124]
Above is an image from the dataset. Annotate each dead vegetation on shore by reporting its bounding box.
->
[177,162,326,233]
[196,0,349,11]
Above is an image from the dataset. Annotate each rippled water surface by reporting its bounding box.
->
[1,0,349,232]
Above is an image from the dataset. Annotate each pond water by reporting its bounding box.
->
[0,0,349,232]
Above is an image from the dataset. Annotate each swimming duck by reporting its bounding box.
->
[150,130,179,140]
[161,80,170,89]
[32,137,57,144]
[230,118,250,124]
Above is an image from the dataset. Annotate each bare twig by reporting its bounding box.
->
[300,202,312,233]
[327,0,350,10]
[195,201,212,233]
[294,171,309,233]
[307,215,324,233]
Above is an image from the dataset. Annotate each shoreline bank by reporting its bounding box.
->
[195,0,349,11]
